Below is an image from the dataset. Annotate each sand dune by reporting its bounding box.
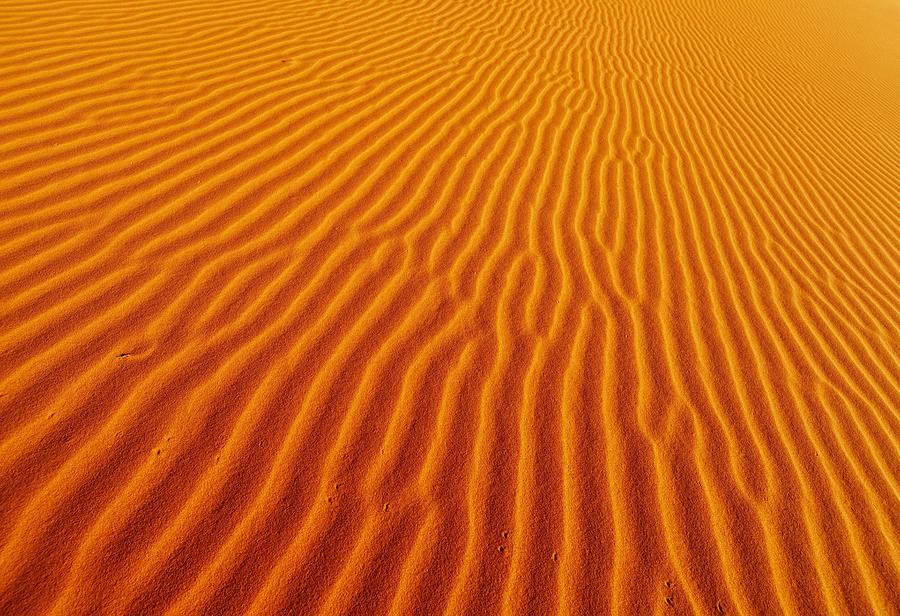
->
[1,0,899,613]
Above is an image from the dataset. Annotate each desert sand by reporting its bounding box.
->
[1,0,899,614]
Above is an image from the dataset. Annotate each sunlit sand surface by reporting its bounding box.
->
[1,0,898,613]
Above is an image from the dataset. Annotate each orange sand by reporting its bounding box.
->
[1,0,899,614]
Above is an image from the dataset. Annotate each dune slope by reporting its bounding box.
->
[1,0,899,613]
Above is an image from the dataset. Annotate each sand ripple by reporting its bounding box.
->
[0,0,898,613]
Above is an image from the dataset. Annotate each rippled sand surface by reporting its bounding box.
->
[1,0,898,613]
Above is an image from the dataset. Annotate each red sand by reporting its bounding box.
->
[0,0,898,613]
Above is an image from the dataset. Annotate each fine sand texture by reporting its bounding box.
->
[1,0,899,614]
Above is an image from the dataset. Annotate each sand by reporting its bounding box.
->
[0,0,898,613]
